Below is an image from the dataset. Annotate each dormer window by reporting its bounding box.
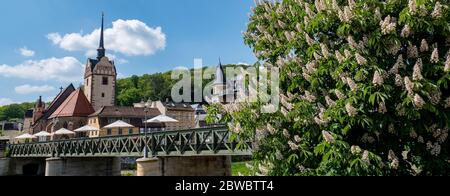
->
[102,77,108,85]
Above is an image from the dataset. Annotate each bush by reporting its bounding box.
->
[213,0,450,176]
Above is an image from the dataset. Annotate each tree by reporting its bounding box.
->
[210,0,450,176]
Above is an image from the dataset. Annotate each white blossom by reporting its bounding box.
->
[431,47,439,64]
[283,129,290,138]
[413,58,423,81]
[346,77,358,91]
[322,130,335,144]
[335,89,347,100]
[401,24,412,38]
[432,2,443,19]
[390,159,399,170]
[407,44,418,59]
[409,0,418,15]
[346,103,358,117]
[305,3,315,18]
[302,91,317,103]
[445,54,450,72]
[378,102,387,114]
[288,141,299,150]
[362,150,370,164]
[335,50,345,63]
[347,36,358,50]
[294,135,302,143]
[351,145,362,155]
[325,96,336,107]
[276,150,284,160]
[380,15,397,35]
[267,123,277,135]
[355,53,367,65]
[278,20,286,29]
[418,136,424,143]
[296,23,302,33]
[404,76,414,96]
[420,39,429,52]
[414,94,425,109]
[373,71,384,86]
[320,43,330,59]
[305,33,315,46]
[395,74,403,87]
[344,49,352,59]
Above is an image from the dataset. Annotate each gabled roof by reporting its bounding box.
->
[49,89,95,119]
[163,102,195,112]
[34,84,75,122]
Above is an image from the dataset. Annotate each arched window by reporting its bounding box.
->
[63,122,68,129]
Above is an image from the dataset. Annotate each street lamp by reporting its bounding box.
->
[144,106,149,158]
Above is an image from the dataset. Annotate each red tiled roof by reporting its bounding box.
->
[49,89,95,118]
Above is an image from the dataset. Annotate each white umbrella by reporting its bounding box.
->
[53,128,76,135]
[34,131,51,137]
[15,133,37,139]
[74,125,99,132]
[103,120,134,129]
[145,115,179,123]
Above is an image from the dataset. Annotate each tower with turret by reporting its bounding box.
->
[84,13,117,111]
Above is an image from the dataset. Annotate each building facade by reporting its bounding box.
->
[87,106,161,137]
[134,100,196,130]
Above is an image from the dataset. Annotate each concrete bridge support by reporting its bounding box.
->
[0,158,46,176]
[137,156,232,176]
[45,157,121,176]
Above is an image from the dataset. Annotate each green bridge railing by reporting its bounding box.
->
[8,127,252,158]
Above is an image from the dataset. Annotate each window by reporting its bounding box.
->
[86,79,89,85]
[102,93,105,98]
[102,77,108,85]
[107,129,112,135]
[118,128,123,135]
[129,129,133,135]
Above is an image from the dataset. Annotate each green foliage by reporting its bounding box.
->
[232,162,254,176]
[215,0,450,176]
[0,102,34,121]
[116,64,243,106]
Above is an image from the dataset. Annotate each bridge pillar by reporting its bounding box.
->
[137,156,232,176]
[136,157,161,176]
[0,158,10,176]
[45,157,121,176]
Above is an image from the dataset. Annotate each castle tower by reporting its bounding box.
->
[32,96,45,124]
[84,13,117,111]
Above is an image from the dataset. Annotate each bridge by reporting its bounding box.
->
[1,127,253,176]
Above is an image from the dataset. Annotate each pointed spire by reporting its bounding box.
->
[97,12,106,59]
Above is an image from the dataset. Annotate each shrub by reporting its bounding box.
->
[212,0,450,176]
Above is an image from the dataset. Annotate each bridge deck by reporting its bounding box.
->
[8,127,252,158]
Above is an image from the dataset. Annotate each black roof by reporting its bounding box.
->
[25,109,34,118]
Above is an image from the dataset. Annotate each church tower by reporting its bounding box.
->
[84,13,117,111]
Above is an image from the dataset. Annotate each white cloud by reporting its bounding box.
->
[19,47,35,57]
[0,57,84,82]
[15,85,55,94]
[237,62,250,66]
[108,54,129,64]
[0,98,14,106]
[47,19,166,56]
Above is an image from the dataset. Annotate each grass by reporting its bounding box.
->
[232,162,252,176]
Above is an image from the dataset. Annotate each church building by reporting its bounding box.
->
[24,14,145,135]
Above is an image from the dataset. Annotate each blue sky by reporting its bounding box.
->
[0,0,256,105]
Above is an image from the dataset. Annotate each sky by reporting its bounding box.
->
[0,0,257,105]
